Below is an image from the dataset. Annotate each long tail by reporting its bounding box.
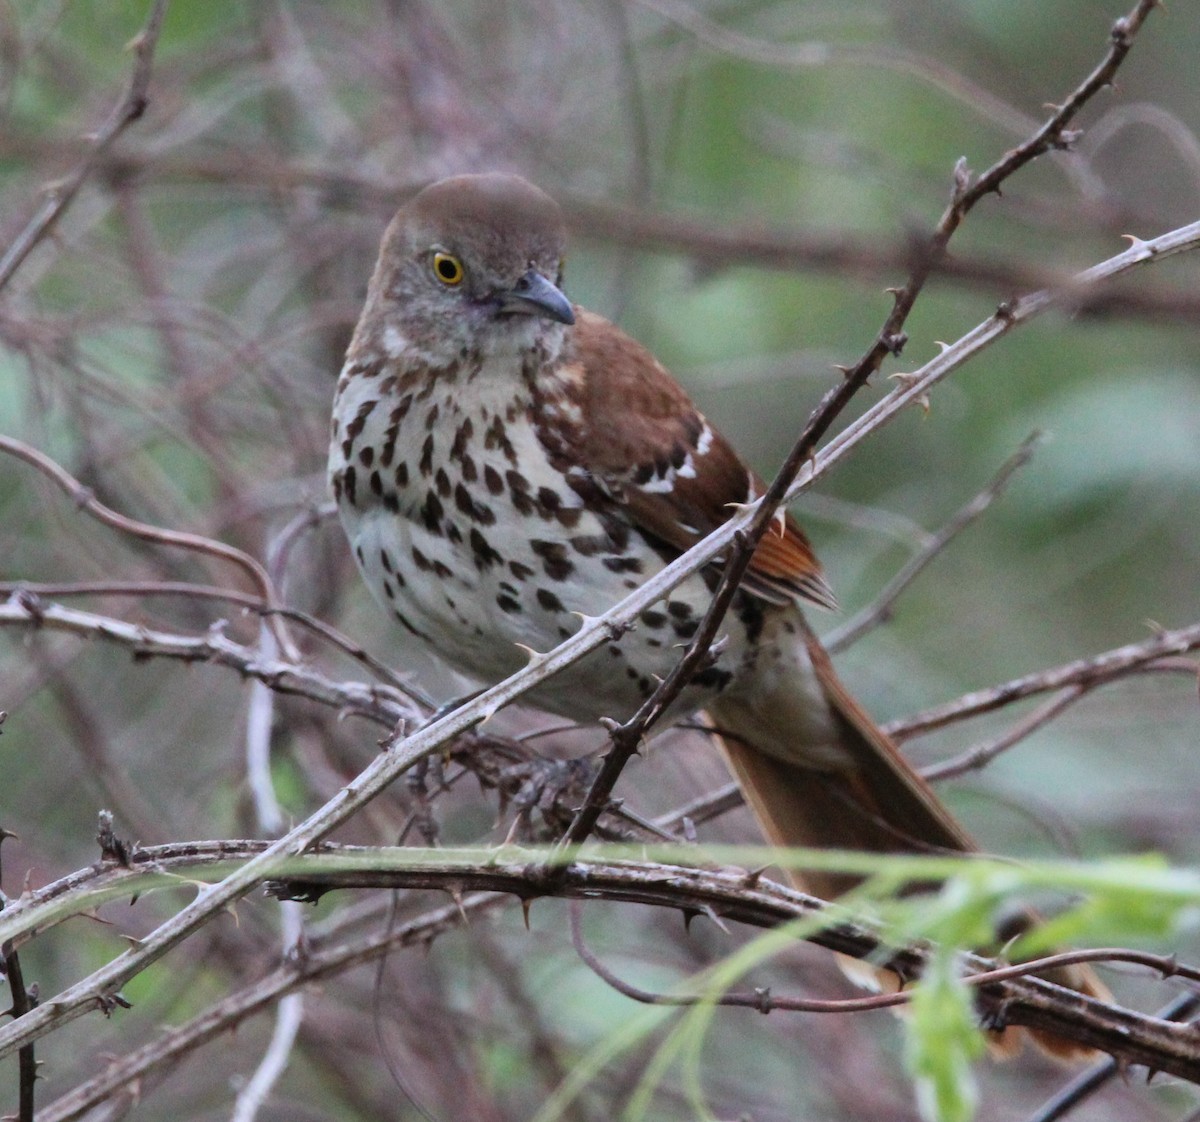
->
[707,612,1106,1059]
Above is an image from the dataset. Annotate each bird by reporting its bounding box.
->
[328,172,1102,1053]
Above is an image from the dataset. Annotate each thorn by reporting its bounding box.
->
[742,865,769,888]
[915,392,931,416]
[772,507,787,537]
[521,897,533,930]
[831,363,853,379]
[446,884,469,922]
[1121,233,1156,255]
[682,908,699,933]
[933,340,951,354]
[887,371,920,389]
[513,642,543,663]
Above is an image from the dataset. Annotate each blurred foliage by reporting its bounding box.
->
[1,0,1199,1120]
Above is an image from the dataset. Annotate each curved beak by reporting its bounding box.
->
[497,269,575,325]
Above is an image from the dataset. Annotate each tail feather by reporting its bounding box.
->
[707,611,1107,1059]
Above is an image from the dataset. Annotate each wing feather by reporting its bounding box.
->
[537,310,834,611]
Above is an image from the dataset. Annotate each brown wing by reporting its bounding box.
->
[546,310,835,611]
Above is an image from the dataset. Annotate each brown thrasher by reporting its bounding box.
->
[329,173,1101,1051]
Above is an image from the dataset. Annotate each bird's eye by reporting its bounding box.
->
[432,252,464,286]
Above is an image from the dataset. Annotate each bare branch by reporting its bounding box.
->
[890,622,1200,742]
[0,0,169,294]
[0,436,300,660]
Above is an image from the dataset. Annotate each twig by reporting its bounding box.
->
[921,686,1090,782]
[889,622,1200,741]
[557,0,1162,852]
[0,579,427,701]
[825,432,1043,653]
[0,0,169,294]
[0,436,300,661]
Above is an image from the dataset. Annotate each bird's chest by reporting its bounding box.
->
[329,365,753,721]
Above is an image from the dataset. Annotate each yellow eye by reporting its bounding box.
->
[432,252,464,286]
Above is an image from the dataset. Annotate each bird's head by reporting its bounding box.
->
[359,173,575,367]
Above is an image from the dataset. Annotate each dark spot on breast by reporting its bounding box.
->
[331,474,343,502]
[667,601,693,620]
[451,417,474,459]
[343,465,358,506]
[425,403,440,430]
[369,470,383,496]
[470,527,502,569]
[355,544,364,565]
[390,396,413,425]
[421,491,444,534]
[345,398,377,442]
[382,579,395,600]
[537,487,561,514]
[555,506,582,529]
[603,556,642,574]
[693,666,733,692]
[673,618,700,640]
[484,465,504,495]
[569,534,607,556]
[435,467,452,498]
[380,549,393,573]
[455,482,496,525]
[509,560,534,581]
[412,547,432,572]
[460,454,477,482]
[432,559,453,579]
[393,608,426,638]
[536,588,564,612]
[395,462,409,488]
[419,435,435,476]
[446,523,463,544]
[484,415,517,463]
[380,425,399,466]
[359,445,375,467]
[530,540,574,581]
[384,492,400,513]
[496,593,521,614]
[640,609,666,629]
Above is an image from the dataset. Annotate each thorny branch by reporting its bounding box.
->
[556,0,1162,852]
[5,839,1200,1085]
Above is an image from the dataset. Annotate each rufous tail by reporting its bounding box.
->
[706,612,1106,1059]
